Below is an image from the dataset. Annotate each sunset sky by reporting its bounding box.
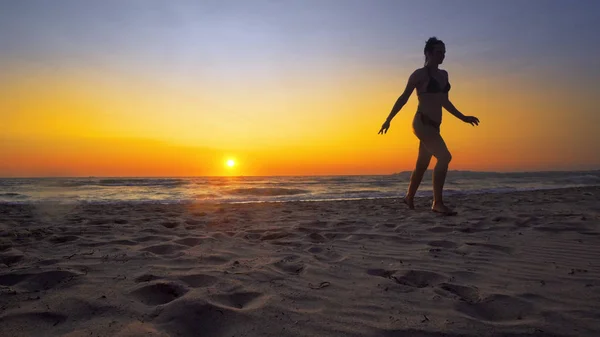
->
[2,0,599,177]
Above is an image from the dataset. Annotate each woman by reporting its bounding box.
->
[378,37,480,215]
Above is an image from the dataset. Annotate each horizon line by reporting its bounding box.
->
[1,168,599,179]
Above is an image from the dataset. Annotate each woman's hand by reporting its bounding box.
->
[378,120,391,134]
[462,116,480,126]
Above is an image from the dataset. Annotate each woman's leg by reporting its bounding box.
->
[419,132,453,213]
[404,141,432,209]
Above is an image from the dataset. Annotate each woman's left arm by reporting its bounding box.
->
[442,71,480,126]
[442,96,466,121]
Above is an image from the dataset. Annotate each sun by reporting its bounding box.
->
[226,159,235,168]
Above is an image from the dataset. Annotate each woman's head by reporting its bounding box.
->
[424,37,445,66]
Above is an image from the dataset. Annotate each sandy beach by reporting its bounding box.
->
[1,186,599,337]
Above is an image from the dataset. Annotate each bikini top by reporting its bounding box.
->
[423,69,451,94]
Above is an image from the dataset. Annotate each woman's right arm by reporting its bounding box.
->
[379,70,419,134]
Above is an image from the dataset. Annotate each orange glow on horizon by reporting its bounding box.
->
[2,63,599,177]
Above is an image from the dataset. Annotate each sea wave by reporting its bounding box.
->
[52,178,188,188]
[1,170,599,204]
[225,187,310,196]
[551,174,600,185]
[100,178,187,187]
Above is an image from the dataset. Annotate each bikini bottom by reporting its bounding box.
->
[416,111,440,131]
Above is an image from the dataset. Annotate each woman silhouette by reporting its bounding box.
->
[378,37,479,215]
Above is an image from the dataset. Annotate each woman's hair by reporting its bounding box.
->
[424,36,444,65]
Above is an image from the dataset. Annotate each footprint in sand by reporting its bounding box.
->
[130,282,188,305]
[0,273,31,287]
[177,273,219,288]
[366,268,396,279]
[0,270,82,292]
[0,250,24,266]
[307,246,345,262]
[307,232,328,243]
[134,274,163,283]
[260,231,292,241]
[391,270,447,288]
[113,321,167,337]
[367,269,437,292]
[160,221,180,229]
[437,282,480,303]
[184,219,205,226]
[209,291,269,310]
[0,312,67,335]
[271,255,306,275]
[455,294,536,322]
[283,293,325,314]
[243,232,262,241]
[155,299,249,337]
[141,244,186,256]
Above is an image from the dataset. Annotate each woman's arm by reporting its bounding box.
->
[443,97,479,125]
[379,70,421,134]
[384,70,420,123]
[442,97,466,121]
[441,70,479,126]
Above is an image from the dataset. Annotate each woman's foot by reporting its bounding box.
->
[403,196,415,210]
[431,202,457,216]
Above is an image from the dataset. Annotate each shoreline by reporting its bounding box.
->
[1,184,599,206]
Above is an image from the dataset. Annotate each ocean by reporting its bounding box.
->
[1,170,599,204]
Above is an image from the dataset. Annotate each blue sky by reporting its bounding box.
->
[2,0,599,80]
